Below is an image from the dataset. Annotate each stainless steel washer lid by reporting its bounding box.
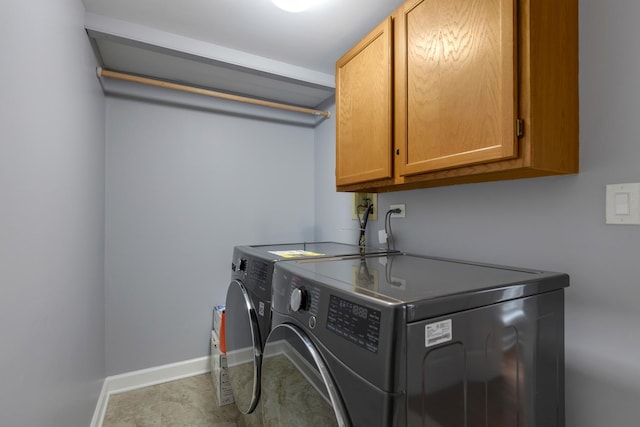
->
[236,241,397,263]
[275,253,569,322]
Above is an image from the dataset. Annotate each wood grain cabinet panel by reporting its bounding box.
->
[396,0,516,176]
[335,0,578,193]
[336,17,393,186]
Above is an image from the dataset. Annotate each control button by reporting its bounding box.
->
[231,262,236,272]
[309,316,317,329]
[290,288,309,312]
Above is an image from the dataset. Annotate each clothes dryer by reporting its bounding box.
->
[224,242,396,414]
[257,253,569,426]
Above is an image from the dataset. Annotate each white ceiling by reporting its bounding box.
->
[82,0,405,76]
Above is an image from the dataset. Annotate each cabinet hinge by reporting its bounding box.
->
[516,119,525,138]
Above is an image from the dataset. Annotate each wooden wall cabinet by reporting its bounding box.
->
[335,0,578,193]
[336,17,393,186]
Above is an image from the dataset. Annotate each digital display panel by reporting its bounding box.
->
[326,294,380,353]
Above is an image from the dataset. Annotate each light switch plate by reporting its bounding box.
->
[606,183,640,224]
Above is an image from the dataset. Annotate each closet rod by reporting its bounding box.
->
[97,67,331,118]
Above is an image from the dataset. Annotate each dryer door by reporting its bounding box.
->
[259,323,350,427]
[225,280,262,414]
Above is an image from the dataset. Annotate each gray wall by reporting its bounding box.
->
[105,93,316,375]
[313,98,360,245]
[0,0,106,426]
[313,0,640,425]
[1,0,633,424]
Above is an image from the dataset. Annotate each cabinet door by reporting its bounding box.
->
[395,0,517,176]
[336,17,393,186]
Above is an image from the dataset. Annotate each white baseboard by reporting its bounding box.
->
[89,380,109,427]
[90,355,211,427]
[105,355,212,394]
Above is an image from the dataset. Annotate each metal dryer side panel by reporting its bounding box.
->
[406,290,565,427]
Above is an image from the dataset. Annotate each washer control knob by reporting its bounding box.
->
[290,288,309,312]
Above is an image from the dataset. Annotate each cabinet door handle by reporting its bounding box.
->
[516,119,525,138]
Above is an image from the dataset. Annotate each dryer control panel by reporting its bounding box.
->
[231,248,273,301]
[274,271,383,354]
[326,294,381,353]
[271,264,404,394]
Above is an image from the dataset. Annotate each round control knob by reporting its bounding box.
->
[290,288,309,312]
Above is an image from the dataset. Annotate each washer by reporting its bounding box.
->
[224,242,396,414]
[258,252,569,426]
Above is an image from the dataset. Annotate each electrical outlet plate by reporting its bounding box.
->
[352,193,378,221]
[390,276,407,290]
[389,203,406,218]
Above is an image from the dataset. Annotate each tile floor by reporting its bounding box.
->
[102,374,242,427]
